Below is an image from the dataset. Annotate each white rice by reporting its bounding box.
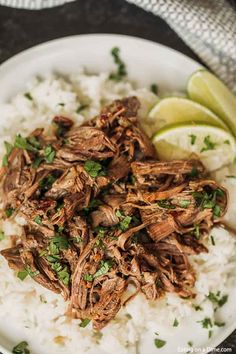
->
[0,73,235,354]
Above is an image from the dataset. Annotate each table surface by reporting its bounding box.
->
[0,0,235,353]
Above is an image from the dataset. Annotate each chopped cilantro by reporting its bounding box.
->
[17,266,39,281]
[5,207,14,218]
[12,340,31,354]
[2,141,14,167]
[51,235,69,250]
[154,338,166,349]
[189,134,197,145]
[173,318,179,327]
[119,215,132,231]
[57,266,70,285]
[188,166,199,178]
[84,160,103,178]
[32,156,44,169]
[226,175,236,179]
[39,175,56,191]
[208,330,213,338]
[79,318,91,328]
[17,269,28,281]
[14,134,38,153]
[24,92,33,101]
[224,140,230,145]
[187,341,193,347]
[44,145,56,164]
[213,204,221,217]
[84,274,93,282]
[150,84,158,95]
[179,199,191,208]
[0,230,5,241]
[198,317,213,329]
[157,199,176,209]
[207,292,228,308]
[94,259,113,278]
[34,215,42,225]
[201,135,217,152]
[210,235,215,246]
[109,47,127,81]
[193,305,203,311]
[193,224,200,239]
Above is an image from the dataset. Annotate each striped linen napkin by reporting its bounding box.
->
[127,0,236,93]
[0,0,235,93]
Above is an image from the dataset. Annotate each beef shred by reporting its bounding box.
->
[0,97,228,329]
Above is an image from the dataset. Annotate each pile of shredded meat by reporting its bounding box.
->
[0,97,228,330]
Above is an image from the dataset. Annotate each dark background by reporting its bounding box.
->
[0,0,235,352]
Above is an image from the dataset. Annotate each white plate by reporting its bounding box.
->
[0,34,235,354]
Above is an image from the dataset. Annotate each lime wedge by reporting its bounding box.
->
[187,70,236,136]
[152,122,236,171]
[148,97,228,134]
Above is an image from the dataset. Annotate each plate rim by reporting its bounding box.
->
[0,33,235,354]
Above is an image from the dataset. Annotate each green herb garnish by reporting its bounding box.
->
[173,318,179,327]
[12,340,31,354]
[44,145,56,164]
[210,235,215,246]
[5,207,14,218]
[226,175,236,179]
[207,291,228,308]
[32,156,44,169]
[198,317,213,329]
[2,141,14,167]
[188,166,199,178]
[189,134,197,145]
[193,305,203,311]
[94,260,113,279]
[84,274,94,282]
[150,84,158,95]
[17,269,29,281]
[109,47,127,81]
[201,135,217,152]
[57,266,70,285]
[208,330,213,338]
[24,92,33,101]
[17,266,39,281]
[179,200,191,208]
[157,199,176,209]
[119,215,132,231]
[39,175,56,190]
[224,140,230,145]
[14,134,38,153]
[84,160,103,178]
[187,341,193,347]
[79,318,91,328]
[34,215,42,225]
[154,338,166,349]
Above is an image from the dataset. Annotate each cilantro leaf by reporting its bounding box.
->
[12,340,31,354]
[44,145,56,164]
[79,318,91,328]
[84,160,103,178]
[201,135,217,152]
[154,338,166,349]
[109,47,127,81]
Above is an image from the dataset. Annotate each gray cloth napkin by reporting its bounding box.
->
[0,0,235,93]
[0,0,73,9]
[127,0,236,93]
